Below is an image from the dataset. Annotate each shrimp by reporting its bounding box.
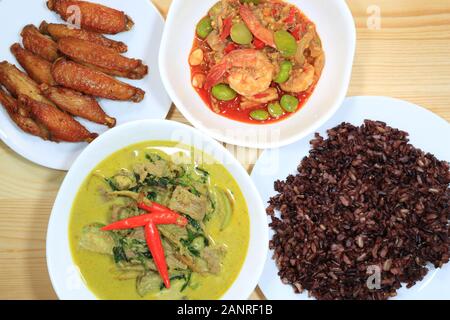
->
[240,5,275,48]
[205,49,275,97]
[280,64,315,93]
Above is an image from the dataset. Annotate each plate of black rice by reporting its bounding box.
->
[251,96,450,300]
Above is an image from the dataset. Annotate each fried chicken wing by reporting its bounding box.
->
[19,94,98,143]
[39,21,127,53]
[52,59,145,102]
[40,84,116,127]
[46,0,134,34]
[21,25,60,62]
[0,86,19,115]
[11,43,57,86]
[0,87,50,140]
[0,61,50,104]
[6,51,116,128]
[57,37,147,79]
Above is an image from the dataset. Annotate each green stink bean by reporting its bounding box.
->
[196,17,213,39]
[209,2,223,17]
[250,109,269,121]
[274,30,298,57]
[211,84,237,101]
[268,102,284,118]
[240,0,260,4]
[280,95,299,112]
[274,61,293,84]
[231,22,253,45]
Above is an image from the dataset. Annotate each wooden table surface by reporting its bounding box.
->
[0,0,449,300]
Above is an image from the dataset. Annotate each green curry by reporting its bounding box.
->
[69,141,250,300]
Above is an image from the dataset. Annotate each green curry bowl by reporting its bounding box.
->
[46,120,268,300]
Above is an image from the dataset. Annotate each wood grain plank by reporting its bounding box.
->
[0,0,449,300]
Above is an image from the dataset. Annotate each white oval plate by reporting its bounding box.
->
[47,119,268,300]
[251,96,450,300]
[160,0,355,149]
[0,0,171,171]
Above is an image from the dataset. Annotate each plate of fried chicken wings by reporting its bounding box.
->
[0,0,171,170]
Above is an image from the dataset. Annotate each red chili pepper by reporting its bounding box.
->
[101,212,188,231]
[224,43,238,54]
[253,38,265,50]
[145,222,170,289]
[138,201,178,215]
[220,17,233,41]
[99,201,188,289]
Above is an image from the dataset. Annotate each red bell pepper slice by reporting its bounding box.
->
[284,7,296,24]
[253,92,269,99]
[224,43,238,54]
[253,38,265,50]
[220,17,233,41]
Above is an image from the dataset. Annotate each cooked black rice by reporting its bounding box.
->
[267,120,450,300]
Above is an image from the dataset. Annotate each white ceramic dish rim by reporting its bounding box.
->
[252,96,450,300]
[46,119,268,300]
[159,0,356,149]
[0,0,171,171]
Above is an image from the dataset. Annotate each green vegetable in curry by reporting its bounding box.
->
[212,84,237,101]
[209,2,223,16]
[196,16,213,39]
[280,94,299,113]
[231,22,253,45]
[69,141,250,300]
[267,102,284,118]
[274,61,293,84]
[249,109,269,121]
[274,30,298,58]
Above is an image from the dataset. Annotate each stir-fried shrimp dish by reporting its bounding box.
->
[189,0,325,124]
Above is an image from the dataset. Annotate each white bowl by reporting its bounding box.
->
[46,119,268,300]
[159,0,356,149]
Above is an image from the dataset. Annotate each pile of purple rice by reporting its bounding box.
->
[267,120,450,300]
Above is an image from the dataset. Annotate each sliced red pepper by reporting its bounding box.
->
[224,43,238,54]
[284,7,296,24]
[145,222,170,289]
[220,17,233,41]
[253,38,265,50]
[101,212,188,231]
[253,92,269,99]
